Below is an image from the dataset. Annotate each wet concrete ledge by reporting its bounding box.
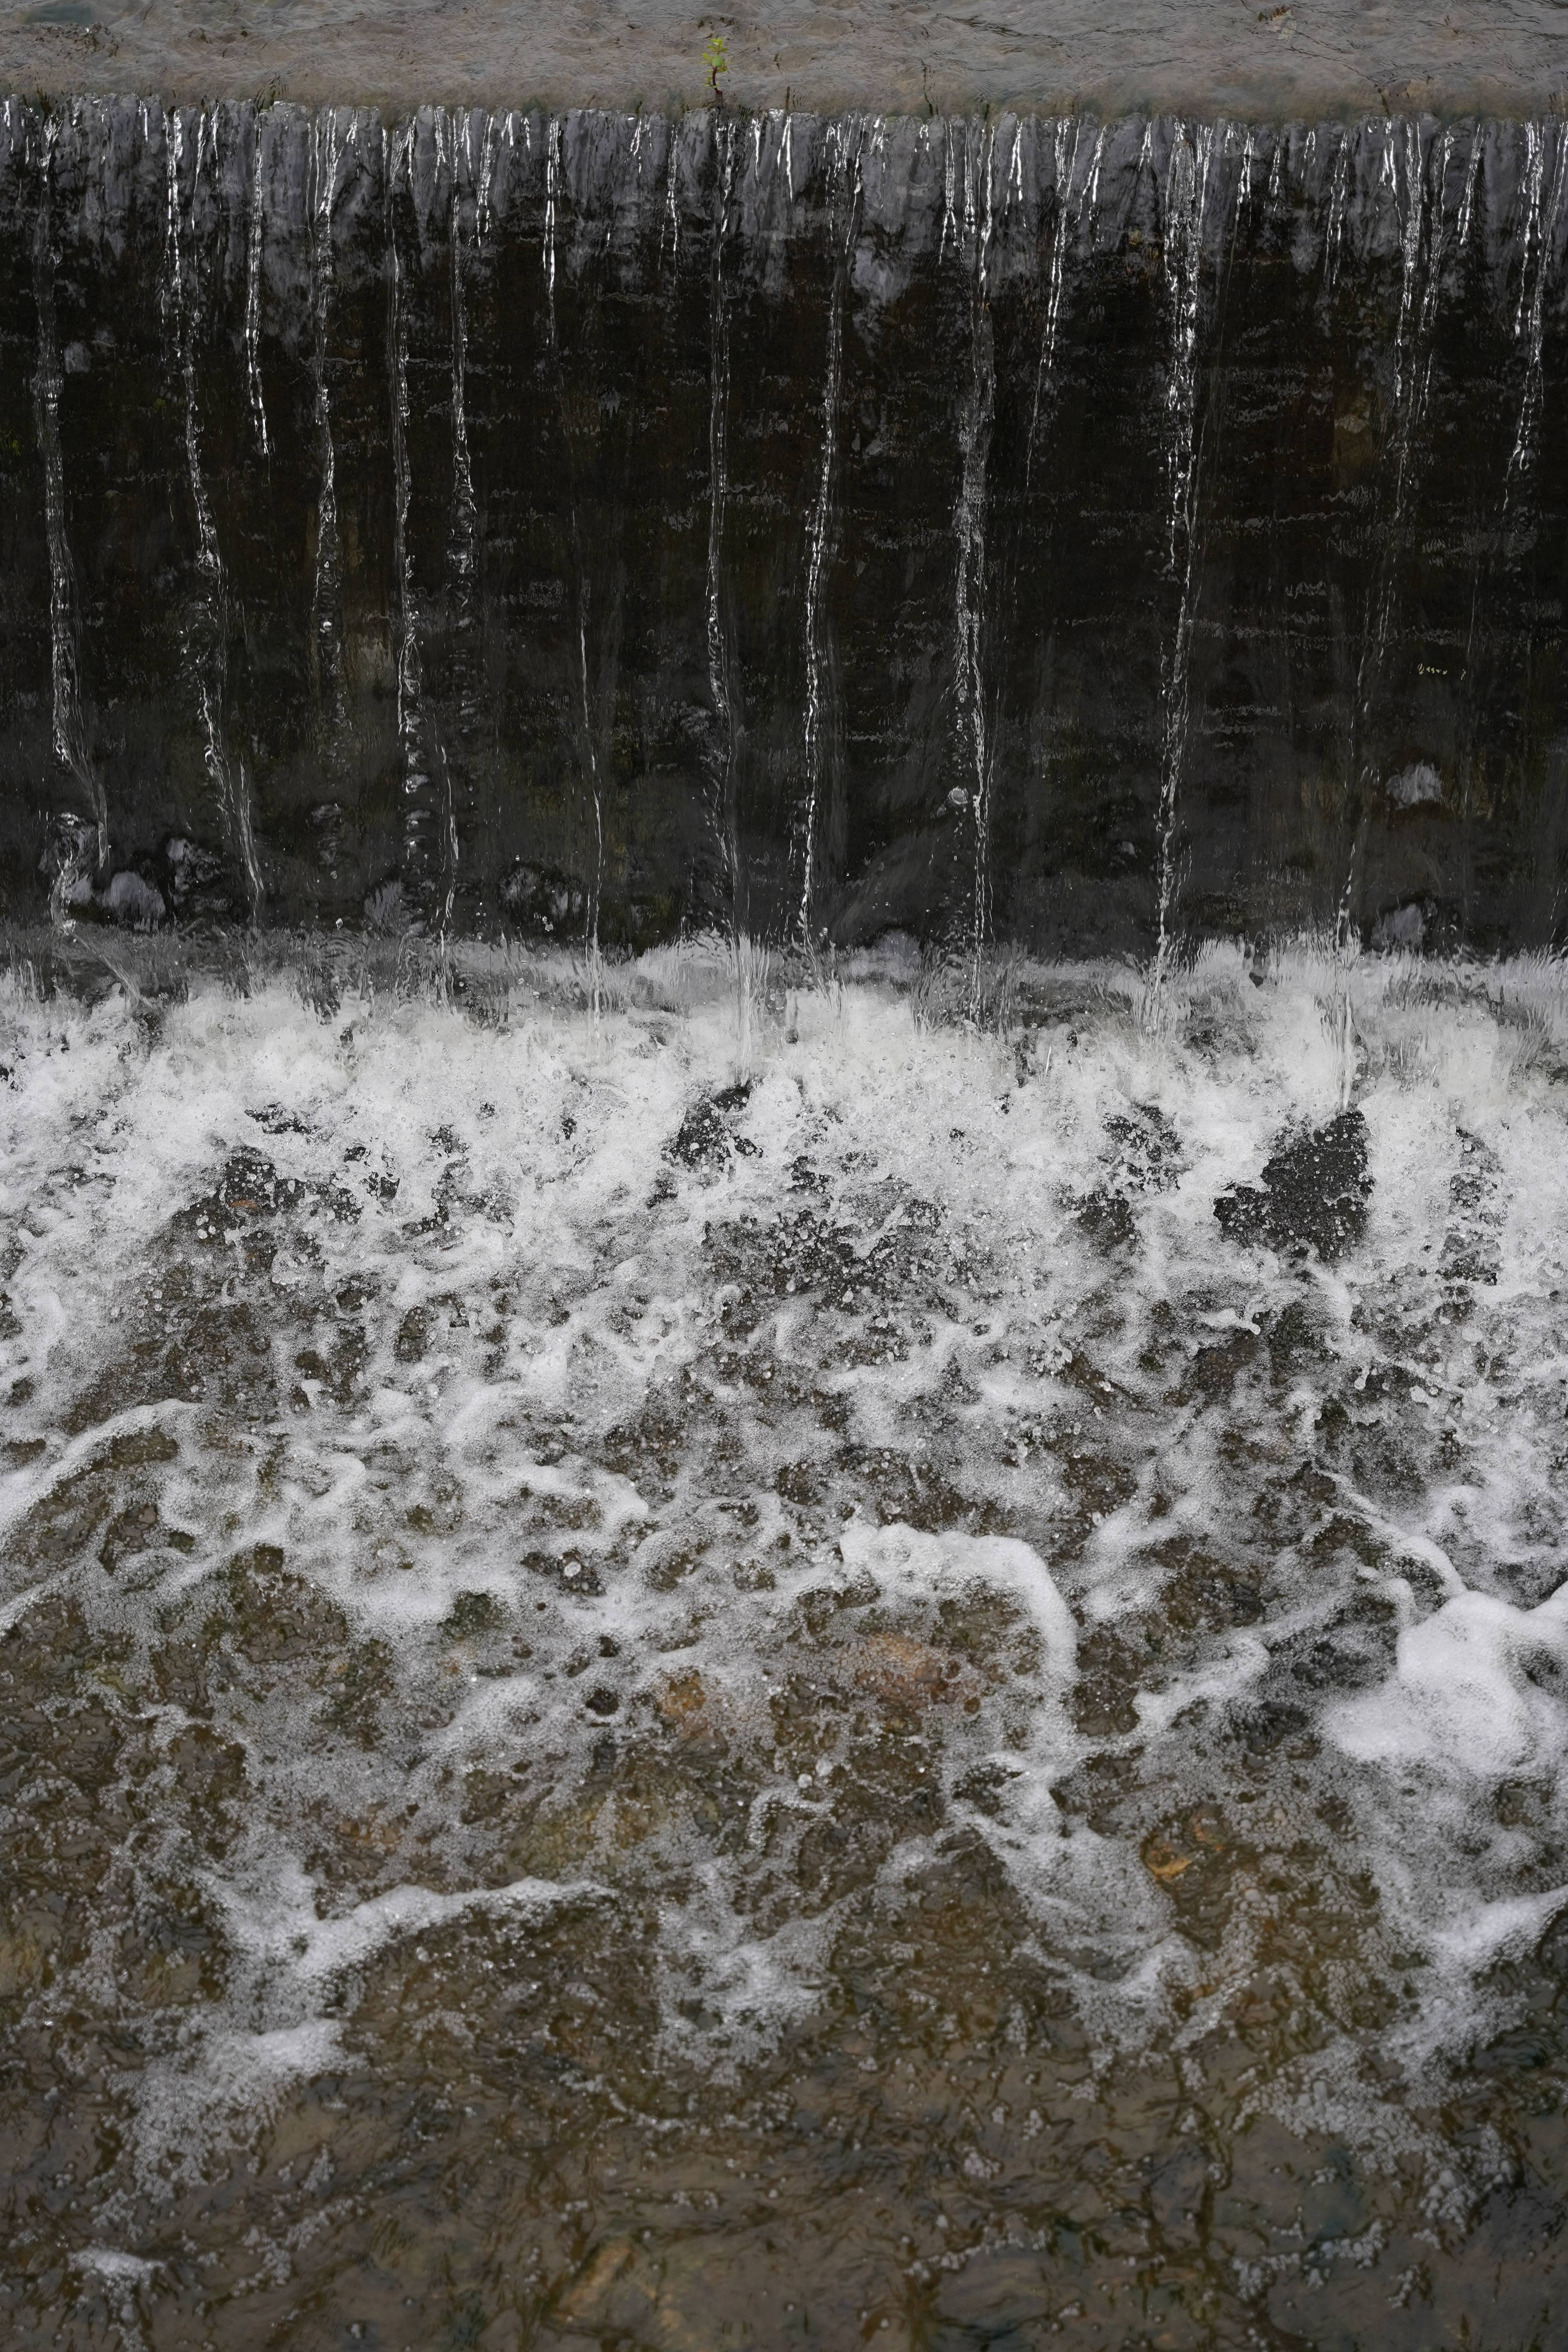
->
[2,0,1567,122]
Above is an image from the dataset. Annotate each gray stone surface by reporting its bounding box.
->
[2,0,1567,119]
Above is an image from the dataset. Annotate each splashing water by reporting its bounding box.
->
[4,938,1568,2342]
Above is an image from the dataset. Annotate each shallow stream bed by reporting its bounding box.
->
[2,937,1565,2349]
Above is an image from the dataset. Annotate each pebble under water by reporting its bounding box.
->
[2,935,1567,2350]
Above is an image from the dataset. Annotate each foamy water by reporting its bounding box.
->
[3,935,1566,2345]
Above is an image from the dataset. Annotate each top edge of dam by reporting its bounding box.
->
[2,0,1567,124]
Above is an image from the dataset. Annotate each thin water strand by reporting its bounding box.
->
[954,124,997,1015]
[308,108,344,733]
[245,111,269,457]
[31,113,106,898]
[1026,118,1100,485]
[385,119,454,936]
[1148,118,1216,1017]
[165,107,262,922]
[706,116,751,1061]
[797,118,860,947]
[1505,118,1567,512]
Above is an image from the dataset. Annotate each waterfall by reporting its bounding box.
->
[542,113,608,1005]
[1028,118,1101,482]
[449,114,478,620]
[705,114,748,1056]
[1147,120,1215,1015]
[165,108,262,923]
[1505,118,1568,514]
[308,109,343,736]
[444,113,483,929]
[797,116,860,950]
[1369,117,1443,677]
[952,121,996,1015]
[544,110,559,337]
[386,120,454,938]
[1338,117,1468,928]
[245,113,269,458]
[7,99,1568,961]
[1323,129,1350,294]
[31,113,106,912]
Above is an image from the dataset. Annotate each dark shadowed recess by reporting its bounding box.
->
[4,100,1568,956]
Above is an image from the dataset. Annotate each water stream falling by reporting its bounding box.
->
[1146,119,1214,1018]
[1506,116,1568,514]
[1026,116,1101,482]
[165,109,262,924]
[307,108,344,742]
[705,114,750,1064]
[5,100,1564,962]
[448,113,479,673]
[29,113,106,908]
[952,121,996,1014]
[543,112,608,1009]
[7,93,1568,2349]
[797,116,860,950]
[244,118,269,459]
[387,124,432,932]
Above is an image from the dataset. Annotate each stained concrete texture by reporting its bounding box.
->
[2,0,1568,118]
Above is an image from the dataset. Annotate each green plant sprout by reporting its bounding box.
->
[704,29,729,99]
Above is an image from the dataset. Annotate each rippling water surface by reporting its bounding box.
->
[2,935,1566,2348]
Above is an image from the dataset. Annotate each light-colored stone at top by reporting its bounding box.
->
[1,0,1565,119]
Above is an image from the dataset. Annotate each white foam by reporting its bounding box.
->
[4,939,1568,2181]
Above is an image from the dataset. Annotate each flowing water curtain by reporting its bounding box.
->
[545,110,612,1004]
[245,105,270,459]
[1026,115,1102,487]
[386,117,432,931]
[385,109,465,942]
[945,116,997,1018]
[1494,119,1567,927]
[704,111,754,1055]
[1332,118,1471,946]
[307,108,347,757]
[31,108,107,916]
[1145,117,1217,1018]
[165,104,263,924]
[796,111,863,956]
[1504,116,1568,524]
[446,103,486,888]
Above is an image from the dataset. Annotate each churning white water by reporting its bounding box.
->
[3,935,1567,2344]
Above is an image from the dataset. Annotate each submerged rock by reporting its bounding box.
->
[1215,1107,1371,1260]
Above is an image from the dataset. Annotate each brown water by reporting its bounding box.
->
[2,934,1566,2348]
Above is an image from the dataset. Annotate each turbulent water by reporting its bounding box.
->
[2,935,1566,2347]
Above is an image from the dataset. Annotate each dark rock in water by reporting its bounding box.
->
[1215,1108,1370,1260]
[666,1080,755,1168]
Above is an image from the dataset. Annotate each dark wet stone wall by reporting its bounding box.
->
[3,97,1568,954]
